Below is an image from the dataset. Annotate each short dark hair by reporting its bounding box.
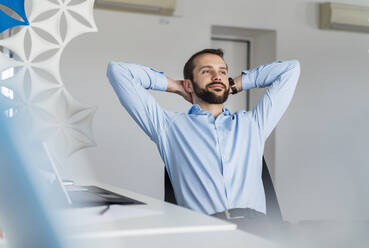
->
[183,48,224,81]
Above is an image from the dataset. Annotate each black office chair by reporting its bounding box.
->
[164,156,283,223]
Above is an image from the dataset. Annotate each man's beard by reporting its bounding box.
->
[191,81,229,104]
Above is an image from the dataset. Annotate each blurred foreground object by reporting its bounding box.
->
[0,0,98,161]
[0,107,66,248]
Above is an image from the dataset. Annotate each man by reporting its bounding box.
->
[107,49,300,232]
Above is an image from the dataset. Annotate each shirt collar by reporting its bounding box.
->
[187,104,232,116]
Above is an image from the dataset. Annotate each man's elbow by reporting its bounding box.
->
[288,59,301,76]
[107,61,116,78]
[107,62,129,80]
[107,62,135,79]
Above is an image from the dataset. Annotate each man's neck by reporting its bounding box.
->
[196,101,224,119]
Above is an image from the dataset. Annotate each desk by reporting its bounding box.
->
[65,182,275,248]
[72,230,276,248]
[67,182,235,238]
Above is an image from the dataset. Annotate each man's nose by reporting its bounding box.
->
[212,72,222,82]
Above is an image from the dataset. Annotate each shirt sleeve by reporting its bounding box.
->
[106,62,171,143]
[242,60,301,142]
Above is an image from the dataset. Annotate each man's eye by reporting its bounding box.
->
[220,71,227,75]
[202,70,209,74]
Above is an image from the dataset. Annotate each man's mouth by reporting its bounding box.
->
[208,82,225,89]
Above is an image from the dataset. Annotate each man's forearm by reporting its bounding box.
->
[230,60,299,95]
[242,60,300,91]
[107,62,168,91]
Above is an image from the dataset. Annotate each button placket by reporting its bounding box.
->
[215,120,232,206]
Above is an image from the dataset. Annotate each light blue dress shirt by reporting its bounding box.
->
[107,60,300,215]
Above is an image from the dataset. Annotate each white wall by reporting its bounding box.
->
[60,0,369,222]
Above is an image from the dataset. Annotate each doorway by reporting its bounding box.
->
[211,25,277,179]
[211,37,251,112]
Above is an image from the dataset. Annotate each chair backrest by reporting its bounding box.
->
[164,156,283,222]
[164,166,177,204]
[261,156,283,222]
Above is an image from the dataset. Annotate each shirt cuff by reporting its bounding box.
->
[241,70,256,91]
[148,67,168,91]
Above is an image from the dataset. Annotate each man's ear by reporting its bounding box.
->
[183,79,193,94]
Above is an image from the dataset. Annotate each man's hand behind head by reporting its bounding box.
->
[166,78,193,104]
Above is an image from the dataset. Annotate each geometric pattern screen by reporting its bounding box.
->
[0,0,97,159]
